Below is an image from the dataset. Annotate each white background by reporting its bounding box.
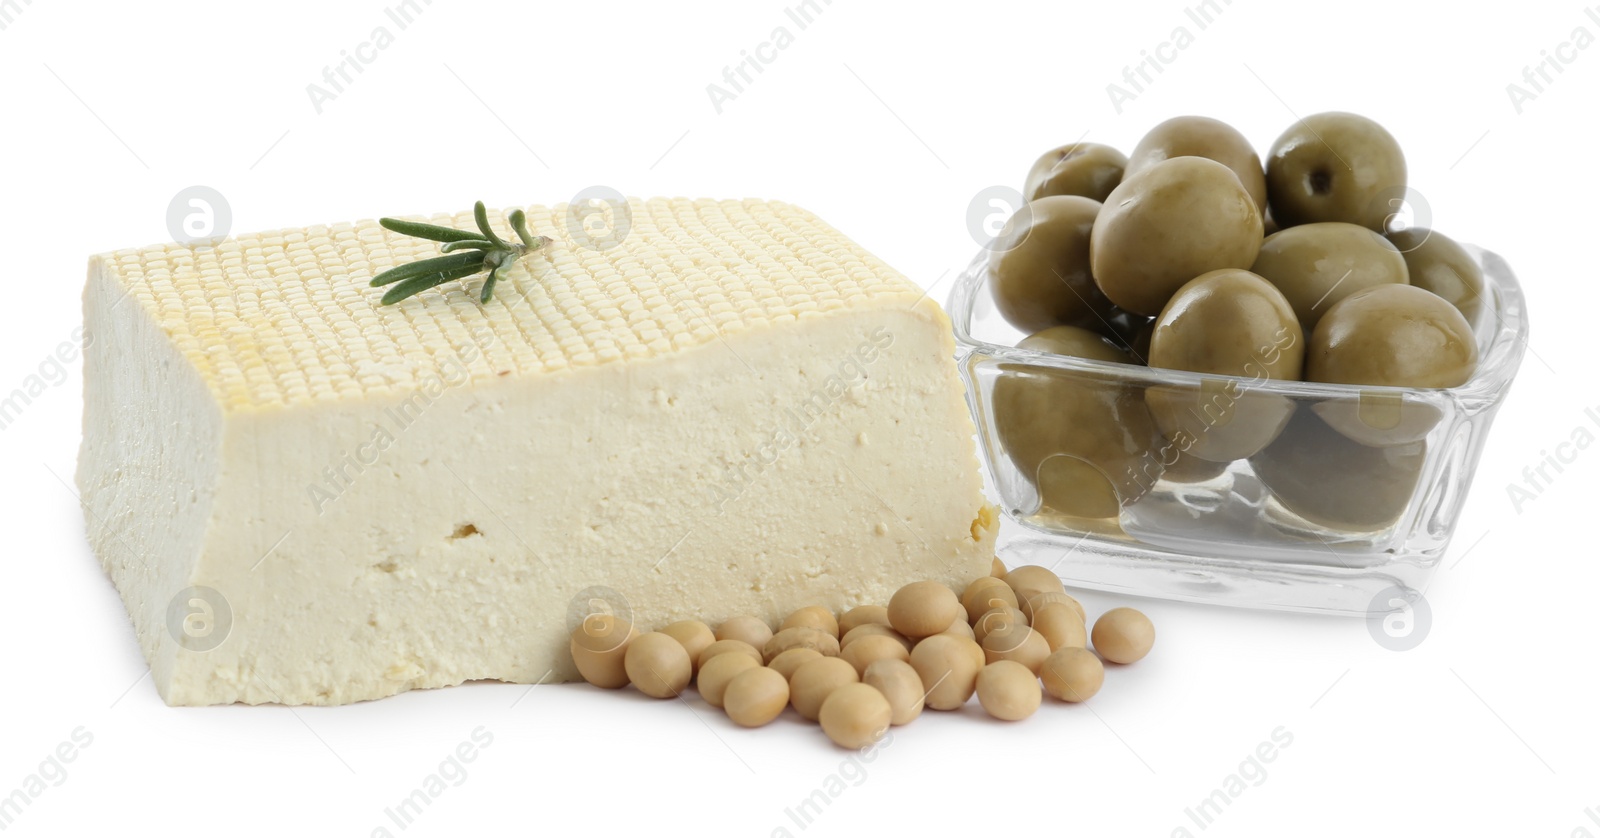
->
[2,0,1597,835]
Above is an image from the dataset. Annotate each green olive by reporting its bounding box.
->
[994,327,1164,518]
[1024,142,1128,203]
[1017,324,1131,364]
[1125,116,1267,218]
[1266,112,1406,231]
[1144,270,1302,462]
[1147,270,1304,380]
[991,196,1118,334]
[1251,222,1410,333]
[1090,157,1264,316]
[1250,407,1427,531]
[1143,383,1295,465]
[1309,391,1445,448]
[1303,264,1477,446]
[1307,285,1478,389]
[1386,228,1486,328]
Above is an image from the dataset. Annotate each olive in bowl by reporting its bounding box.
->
[1251,407,1428,532]
[993,326,1163,520]
[1090,156,1264,316]
[1024,142,1128,203]
[1144,269,1303,462]
[1265,111,1406,232]
[1306,284,1479,446]
[1386,227,1486,328]
[1308,284,1478,389]
[1251,222,1410,334]
[991,196,1117,334]
[1125,115,1267,219]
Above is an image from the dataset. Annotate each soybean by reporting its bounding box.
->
[715,616,774,651]
[790,656,860,721]
[939,619,977,641]
[973,606,1028,644]
[660,620,715,674]
[1093,607,1156,664]
[1004,566,1066,601]
[863,659,925,725]
[1020,590,1084,624]
[841,633,912,676]
[768,647,823,682]
[1040,646,1104,702]
[1031,602,1088,652]
[624,632,692,699]
[819,683,892,748]
[716,610,777,652]
[961,577,1020,624]
[976,661,1042,721]
[981,623,1051,674]
[781,605,840,639]
[910,634,982,711]
[724,667,790,727]
[888,581,962,639]
[840,623,912,651]
[697,639,762,670]
[698,651,760,708]
[838,605,891,635]
[764,626,841,663]
[570,616,636,690]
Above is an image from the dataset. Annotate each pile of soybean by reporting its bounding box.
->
[568,559,1154,749]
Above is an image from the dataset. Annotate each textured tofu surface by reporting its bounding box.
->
[103,199,924,410]
[78,199,997,706]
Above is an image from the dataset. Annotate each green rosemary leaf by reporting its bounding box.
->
[509,210,536,249]
[369,251,486,287]
[380,263,489,305]
[440,239,494,253]
[480,265,503,304]
[473,201,510,249]
[379,217,488,244]
[372,201,553,305]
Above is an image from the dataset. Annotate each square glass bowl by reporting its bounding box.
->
[949,244,1528,615]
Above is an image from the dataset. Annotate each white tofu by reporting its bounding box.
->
[77,198,996,705]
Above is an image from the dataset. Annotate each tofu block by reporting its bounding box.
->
[77,198,996,706]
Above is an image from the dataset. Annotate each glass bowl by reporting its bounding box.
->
[949,244,1528,616]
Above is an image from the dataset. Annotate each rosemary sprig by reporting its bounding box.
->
[371,202,550,305]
